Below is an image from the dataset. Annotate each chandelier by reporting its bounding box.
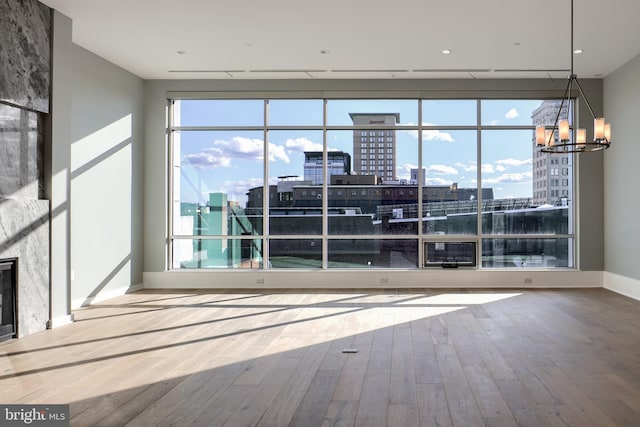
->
[537,0,611,153]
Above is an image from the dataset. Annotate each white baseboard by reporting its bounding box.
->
[143,270,603,290]
[47,314,75,329]
[71,283,144,309]
[603,272,640,301]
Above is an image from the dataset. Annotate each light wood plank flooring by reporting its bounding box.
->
[1,288,639,426]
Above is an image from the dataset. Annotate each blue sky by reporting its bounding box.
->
[176,99,543,204]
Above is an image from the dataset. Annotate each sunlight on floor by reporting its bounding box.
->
[0,291,525,404]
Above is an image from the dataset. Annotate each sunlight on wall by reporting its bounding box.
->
[71,114,132,172]
[70,114,133,306]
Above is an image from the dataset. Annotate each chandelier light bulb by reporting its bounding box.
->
[545,129,554,147]
[536,126,546,146]
[577,128,586,148]
[559,120,570,141]
[594,118,606,140]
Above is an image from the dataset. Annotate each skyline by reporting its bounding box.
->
[175,99,548,205]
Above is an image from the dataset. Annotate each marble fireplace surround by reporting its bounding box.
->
[0,198,49,337]
[0,97,49,339]
[0,0,52,338]
[0,99,50,338]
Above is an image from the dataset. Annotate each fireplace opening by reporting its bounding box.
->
[0,258,17,341]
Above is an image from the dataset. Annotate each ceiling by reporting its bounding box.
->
[40,0,640,80]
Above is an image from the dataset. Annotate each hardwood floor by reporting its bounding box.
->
[1,288,639,426]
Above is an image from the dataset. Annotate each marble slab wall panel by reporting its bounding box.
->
[0,197,50,337]
[0,103,44,199]
[0,0,51,113]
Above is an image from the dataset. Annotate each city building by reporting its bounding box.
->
[531,100,573,205]
[350,113,400,182]
[303,151,351,185]
[410,168,426,185]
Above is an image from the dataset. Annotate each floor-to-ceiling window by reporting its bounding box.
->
[169,97,573,270]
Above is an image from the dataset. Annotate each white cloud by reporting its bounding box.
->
[496,158,532,167]
[185,136,291,168]
[396,171,411,181]
[214,136,263,159]
[184,148,232,169]
[284,137,323,153]
[423,129,454,142]
[482,164,495,174]
[483,171,533,184]
[400,163,419,171]
[455,162,495,173]
[396,163,419,181]
[405,123,454,142]
[505,108,520,119]
[267,143,290,163]
[456,160,531,175]
[215,136,290,163]
[429,164,459,175]
[216,178,264,203]
[426,177,454,185]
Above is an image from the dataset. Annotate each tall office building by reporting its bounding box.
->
[303,151,351,185]
[531,101,572,205]
[350,113,400,182]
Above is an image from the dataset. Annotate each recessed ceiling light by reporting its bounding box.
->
[574,49,583,54]
[513,42,522,47]
[176,50,187,55]
[320,50,330,54]
[442,49,452,55]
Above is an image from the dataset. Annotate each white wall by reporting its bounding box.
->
[603,53,640,300]
[48,10,73,326]
[143,79,606,289]
[68,44,145,307]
